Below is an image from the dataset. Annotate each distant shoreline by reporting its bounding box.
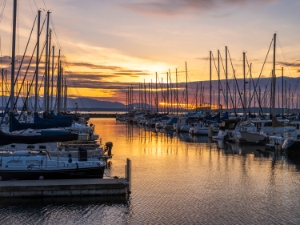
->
[88,113,117,118]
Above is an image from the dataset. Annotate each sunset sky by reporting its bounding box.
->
[0,0,299,105]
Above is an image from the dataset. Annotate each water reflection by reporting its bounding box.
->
[0,196,130,224]
[2,119,300,224]
[104,120,300,224]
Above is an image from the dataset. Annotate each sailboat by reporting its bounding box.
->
[0,0,106,180]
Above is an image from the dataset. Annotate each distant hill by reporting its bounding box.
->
[0,97,126,111]
[0,76,298,111]
[68,97,125,109]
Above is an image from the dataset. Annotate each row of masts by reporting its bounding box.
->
[9,0,68,114]
[126,33,295,116]
[126,78,297,114]
[0,69,67,112]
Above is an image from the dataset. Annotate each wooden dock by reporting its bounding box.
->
[0,159,131,198]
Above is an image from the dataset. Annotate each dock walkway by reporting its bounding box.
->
[0,178,129,197]
[0,159,131,198]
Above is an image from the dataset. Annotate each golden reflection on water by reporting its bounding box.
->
[1,118,300,224]
[91,118,300,224]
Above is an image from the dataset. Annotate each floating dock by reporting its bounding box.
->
[0,159,131,198]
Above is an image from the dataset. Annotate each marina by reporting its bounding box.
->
[0,0,298,224]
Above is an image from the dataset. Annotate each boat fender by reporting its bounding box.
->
[39,176,44,180]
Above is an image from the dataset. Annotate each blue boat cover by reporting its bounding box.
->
[9,113,72,132]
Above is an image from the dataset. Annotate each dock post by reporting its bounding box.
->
[126,158,131,192]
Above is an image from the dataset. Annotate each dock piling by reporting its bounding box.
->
[126,158,132,193]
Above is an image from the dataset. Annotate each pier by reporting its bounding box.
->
[0,159,131,198]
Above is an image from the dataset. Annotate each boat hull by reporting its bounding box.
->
[190,128,208,135]
[163,125,174,130]
[240,131,266,144]
[282,139,300,152]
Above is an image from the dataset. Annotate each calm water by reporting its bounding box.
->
[1,118,300,224]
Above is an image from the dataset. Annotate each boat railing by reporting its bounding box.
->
[55,154,66,167]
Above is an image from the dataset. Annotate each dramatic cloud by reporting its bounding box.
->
[65,73,121,81]
[278,61,300,67]
[120,0,275,16]
[66,62,122,70]
[67,80,141,90]
[66,61,149,74]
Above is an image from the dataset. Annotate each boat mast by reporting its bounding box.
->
[195,83,198,112]
[44,11,50,112]
[202,84,204,109]
[225,46,228,111]
[150,80,152,112]
[34,10,41,112]
[166,72,169,113]
[176,68,178,115]
[61,69,64,112]
[2,69,4,113]
[138,83,140,109]
[234,78,236,110]
[185,61,188,112]
[259,86,261,114]
[243,52,246,116]
[249,63,252,113]
[281,67,284,115]
[50,45,55,110]
[10,0,17,113]
[156,73,158,112]
[148,82,150,111]
[56,49,60,112]
[144,79,146,110]
[209,51,212,111]
[169,69,172,114]
[46,29,52,112]
[63,78,67,111]
[217,50,220,112]
[57,61,61,113]
[199,81,202,108]
[271,33,276,117]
